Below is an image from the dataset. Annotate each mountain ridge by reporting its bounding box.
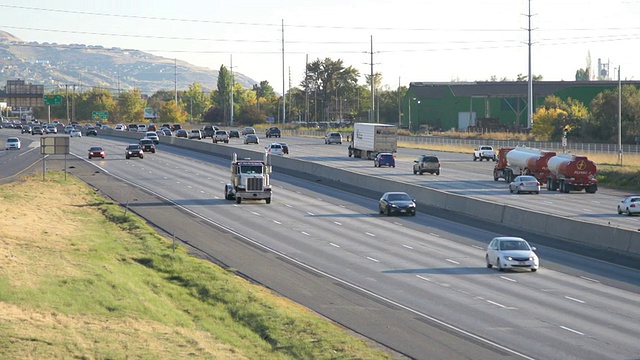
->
[0,30,256,94]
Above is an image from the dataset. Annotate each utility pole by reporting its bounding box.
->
[526,0,534,129]
[72,84,76,124]
[281,19,286,124]
[305,54,309,125]
[618,66,623,166]
[174,58,178,105]
[370,35,375,123]
[65,84,69,122]
[230,54,234,126]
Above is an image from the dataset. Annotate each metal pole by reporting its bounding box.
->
[281,19,286,124]
[230,54,234,126]
[370,35,375,123]
[408,99,411,132]
[618,66,623,165]
[527,0,533,129]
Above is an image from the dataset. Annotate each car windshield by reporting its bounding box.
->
[499,240,530,251]
[128,145,141,149]
[89,147,102,151]
[379,154,393,159]
[387,193,411,201]
[422,157,438,162]
[240,165,263,174]
[518,176,537,182]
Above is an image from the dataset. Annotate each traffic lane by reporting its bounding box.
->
[64,156,519,360]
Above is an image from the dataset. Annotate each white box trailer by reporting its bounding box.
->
[348,123,398,160]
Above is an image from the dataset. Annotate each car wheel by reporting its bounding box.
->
[627,209,633,216]
[126,155,130,159]
[473,157,477,161]
[413,169,418,175]
[236,197,242,204]
[411,210,416,216]
[265,197,271,204]
[531,268,538,272]
[379,206,383,214]
[419,170,424,175]
[497,259,504,271]
[88,156,91,159]
[516,188,521,194]
[509,187,514,193]
[618,206,623,215]
[535,191,540,194]
[386,207,391,216]
[435,171,440,176]
[140,156,144,159]
[486,255,492,268]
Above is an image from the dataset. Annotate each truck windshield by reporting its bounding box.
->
[240,165,263,174]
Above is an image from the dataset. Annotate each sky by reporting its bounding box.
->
[1,0,639,93]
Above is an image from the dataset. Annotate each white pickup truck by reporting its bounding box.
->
[473,145,497,161]
[213,130,230,143]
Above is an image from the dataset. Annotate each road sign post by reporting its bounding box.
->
[43,95,63,106]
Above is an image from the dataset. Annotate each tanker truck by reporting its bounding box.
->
[546,154,598,193]
[493,146,556,183]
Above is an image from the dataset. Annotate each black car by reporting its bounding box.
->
[201,125,217,138]
[266,126,281,138]
[378,191,416,216]
[21,125,32,134]
[228,129,240,138]
[125,144,144,159]
[138,139,156,153]
[86,127,98,136]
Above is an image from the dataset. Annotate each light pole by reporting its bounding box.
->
[408,97,418,132]
[617,66,623,166]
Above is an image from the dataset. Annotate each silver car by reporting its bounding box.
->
[509,175,540,194]
[486,237,539,272]
[325,132,342,144]
[244,134,259,144]
[617,195,640,216]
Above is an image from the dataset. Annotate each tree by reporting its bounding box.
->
[183,82,210,121]
[532,107,567,140]
[302,58,360,122]
[589,85,640,142]
[115,89,146,123]
[212,65,232,124]
[538,95,589,140]
[158,100,188,124]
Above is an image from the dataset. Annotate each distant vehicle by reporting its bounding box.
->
[242,127,256,135]
[325,132,342,145]
[473,145,497,161]
[171,124,182,132]
[45,125,58,134]
[201,125,218,138]
[147,124,157,131]
[224,152,272,204]
[213,130,229,143]
[161,128,172,136]
[188,129,202,140]
[374,152,395,168]
[175,129,188,138]
[244,134,259,144]
[125,144,144,159]
[228,129,240,138]
[137,124,147,133]
[145,131,160,144]
[266,126,281,138]
[88,146,105,159]
[128,124,138,132]
[114,124,127,131]
[139,138,156,153]
[31,126,44,135]
[5,137,21,150]
[348,123,397,159]
[509,175,541,194]
[378,191,416,216]
[70,129,82,137]
[413,155,440,175]
[64,125,74,134]
[617,195,640,216]
[86,127,98,136]
[486,237,539,272]
[278,142,289,154]
[21,125,31,134]
[266,142,285,155]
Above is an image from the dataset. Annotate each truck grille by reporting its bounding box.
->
[247,177,263,191]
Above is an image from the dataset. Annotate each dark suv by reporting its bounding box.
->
[201,125,217,138]
[125,144,144,159]
[139,139,156,153]
[413,155,440,175]
[374,153,395,168]
[266,127,281,138]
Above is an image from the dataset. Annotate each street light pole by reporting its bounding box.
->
[618,66,623,166]
[408,99,411,132]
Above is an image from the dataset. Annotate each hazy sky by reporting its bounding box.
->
[1,0,638,92]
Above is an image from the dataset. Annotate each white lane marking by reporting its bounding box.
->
[393,222,403,226]
[176,181,181,184]
[163,176,168,180]
[301,231,310,236]
[560,326,584,336]
[564,296,585,304]
[486,300,507,308]
[200,190,205,193]
[195,173,200,176]
[446,259,460,264]
[213,196,220,199]
[339,204,345,208]
[207,177,212,180]
[416,275,432,282]
[273,220,282,225]
[307,212,315,216]
[334,221,342,225]
[316,197,322,201]
[251,211,260,216]
[285,204,292,208]
[187,185,192,189]
[365,232,376,237]
[366,257,380,263]
[402,244,414,249]
[330,243,340,248]
[500,276,517,282]
[429,233,440,237]
[471,245,484,250]
[580,276,600,283]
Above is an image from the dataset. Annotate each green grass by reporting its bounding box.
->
[0,172,392,360]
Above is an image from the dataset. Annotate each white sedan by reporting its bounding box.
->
[509,175,540,194]
[486,237,539,272]
[266,143,285,155]
[617,195,640,216]
[5,137,21,150]
[70,129,82,137]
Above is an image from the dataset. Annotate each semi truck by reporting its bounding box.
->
[224,152,272,204]
[546,154,598,193]
[493,146,556,183]
[348,123,398,160]
[493,147,598,193]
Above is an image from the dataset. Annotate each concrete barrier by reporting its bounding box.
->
[100,129,640,258]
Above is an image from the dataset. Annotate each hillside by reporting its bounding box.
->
[0,30,256,95]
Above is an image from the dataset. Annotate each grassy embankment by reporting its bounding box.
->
[0,172,392,359]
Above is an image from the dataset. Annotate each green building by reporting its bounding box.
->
[403,81,640,132]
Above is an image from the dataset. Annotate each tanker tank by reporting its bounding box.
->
[546,154,598,193]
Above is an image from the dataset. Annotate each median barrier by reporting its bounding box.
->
[627,232,640,256]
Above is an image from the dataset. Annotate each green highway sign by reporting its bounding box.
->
[92,111,109,120]
[43,94,63,106]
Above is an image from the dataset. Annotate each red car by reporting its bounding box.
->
[88,146,105,159]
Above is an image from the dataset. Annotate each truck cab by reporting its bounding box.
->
[224,153,272,204]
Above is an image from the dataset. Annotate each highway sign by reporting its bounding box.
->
[92,111,109,120]
[43,94,63,106]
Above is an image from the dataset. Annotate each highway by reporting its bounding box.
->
[2,129,640,359]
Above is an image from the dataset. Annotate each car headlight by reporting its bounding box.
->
[409,203,416,208]
[506,256,513,261]
[390,204,398,208]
